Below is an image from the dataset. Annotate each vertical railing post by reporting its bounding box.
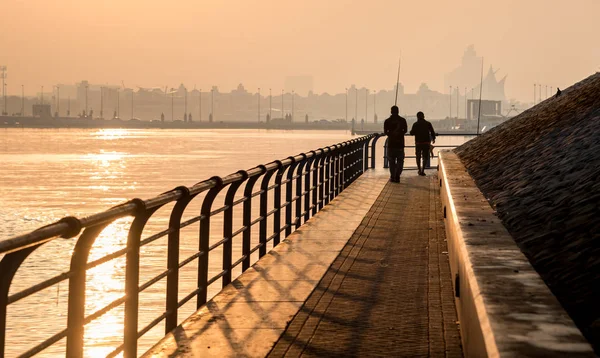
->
[222,172,246,287]
[338,143,346,193]
[273,161,284,246]
[294,154,307,229]
[362,138,369,173]
[350,141,358,184]
[124,201,156,358]
[198,177,224,308]
[242,167,265,271]
[353,140,359,177]
[323,149,332,206]
[340,146,347,191]
[304,152,316,223]
[333,145,341,196]
[358,139,364,175]
[312,150,321,216]
[347,143,356,185]
[166,187,193,334]
[383,137,389,169]
[259,168,277,254]
[318,150,326,210]
[0,248,37,357]
[371,135,381,169]
[329,146,338,202]
[285,157,299,237]
[66,224,109,357]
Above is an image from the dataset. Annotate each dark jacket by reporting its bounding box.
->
[384,115,408,148]
[410,119,436,144]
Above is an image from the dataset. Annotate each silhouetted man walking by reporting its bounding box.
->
[384,106,408,182]
[410,111,436,176]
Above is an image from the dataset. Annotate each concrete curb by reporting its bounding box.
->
[438,151,594,358]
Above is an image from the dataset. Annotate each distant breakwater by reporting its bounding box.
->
[1,115,478,135]
[0,115,357,131]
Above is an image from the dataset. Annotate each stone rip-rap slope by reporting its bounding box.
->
[455,72,600,353]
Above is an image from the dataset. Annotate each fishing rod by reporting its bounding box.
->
[476,57,484,135]
[394,54,402,106]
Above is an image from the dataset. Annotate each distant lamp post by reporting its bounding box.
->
[211,88,214,122]
[184,86,188,121]
[373,90,377,124]
[56,85,60,117]
[258,88,261,123]
[449,85,452,119]
[345,88,348,122]
[85,84,89,116]
[171,89,174,121]
[131,90,134,120]
[464,87,467,119]
[269,88,272,123]
[100,87,104,119]
[3,82,7,116]
[354,87,358,124]
[199,88,202,122]
[365,88,369,124]
[456,87,459,119]
[0,66,7,116]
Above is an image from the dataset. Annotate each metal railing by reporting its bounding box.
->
[382,133,477,169]
[0,134,384,357]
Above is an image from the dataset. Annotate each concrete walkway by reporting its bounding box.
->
[144,170,462,357]
[268,173,463,357]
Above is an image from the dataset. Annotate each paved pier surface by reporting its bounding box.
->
[268,173,462,357]
[144,170,462,357]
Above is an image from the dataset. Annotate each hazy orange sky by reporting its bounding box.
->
[1,0,599,101]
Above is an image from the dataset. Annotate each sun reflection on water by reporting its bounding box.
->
[92,129,129,140]
[84,151,126,164]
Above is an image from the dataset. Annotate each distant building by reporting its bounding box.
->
[478,66,507,101]
[445,45,507,101]
[467,99,502,120]
[32,104,52,118]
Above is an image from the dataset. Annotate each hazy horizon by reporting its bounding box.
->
[1,0,599,101]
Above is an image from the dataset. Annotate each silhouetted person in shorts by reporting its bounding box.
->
[410,111,436,176]
[384,106,408,182]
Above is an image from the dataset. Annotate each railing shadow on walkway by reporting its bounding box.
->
[158,237,344,356]
[0,134,387,357]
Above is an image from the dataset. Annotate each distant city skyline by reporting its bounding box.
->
[1,0,599,102]
[0,45,553,104]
